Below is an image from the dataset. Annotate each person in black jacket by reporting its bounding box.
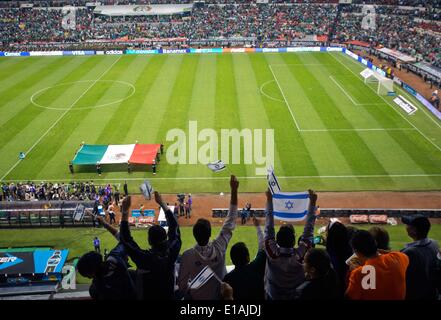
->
[401,215,441,300]
[119,192,181,300]
[295,248,339,300]
[325,220,352,297]
[223,216,266,300]
[77,214,136,300]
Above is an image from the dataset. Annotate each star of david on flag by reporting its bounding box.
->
[272,192,310,222]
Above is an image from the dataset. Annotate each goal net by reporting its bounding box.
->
[360,68,394,95]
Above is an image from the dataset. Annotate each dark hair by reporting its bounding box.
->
[77,251,102,277]
[305,248,332,277]
[368,227,390,250]
[326,222,352,260]
[230,242,250,267]
[148,225,167,248]
[351,230,377,258]
[276,224,295,248]
[193,218,211,246]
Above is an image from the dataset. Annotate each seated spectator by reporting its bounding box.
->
[325,220,353,297]
[223,216,266,300]
[119,193,181,300]
[369,226,390,252]
[177,175,239,300]
[295,248,340,300]
[401,215,441,300]
[77,213,136,300]
[346,230,409,300]
[263,189,318,300]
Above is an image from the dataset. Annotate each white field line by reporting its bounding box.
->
[329,75,359,105]
[269,64,301,131]
[329,53,441,153]
[300,128,416,132]
[259,80,284,102]
[270,64,333,66]
[4,173,441,182]
[0,56,122,181]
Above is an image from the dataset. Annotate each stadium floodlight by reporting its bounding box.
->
[360,68,394,95]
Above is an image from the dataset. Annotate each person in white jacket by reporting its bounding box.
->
[177,175,239,300]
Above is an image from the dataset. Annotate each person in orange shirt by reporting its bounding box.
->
[345,230,409,300]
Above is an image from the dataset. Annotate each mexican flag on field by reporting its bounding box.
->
[72,144,160,165]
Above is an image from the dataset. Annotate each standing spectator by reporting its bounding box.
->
[431,90,440,109]
[119,193,181,300]
[401,215,441,300]
[185,201,191,219]
[177,175,239,300]
[123,181,128,197]
[241,202,251,225]
[187,194,192,214]
[346,230,409,300]
[93,237,101,254]
[223,216,266,300]
[325,220,353,296]
[295,248,339,300]
[263,189,318,300]
[108,202,116,225]
[114,188,120,205]
[77,213,136,300]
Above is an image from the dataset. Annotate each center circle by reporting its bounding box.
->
[30,80,136,110]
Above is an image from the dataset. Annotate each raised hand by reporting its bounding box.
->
[121,196,131,214]
[230,175,239,191]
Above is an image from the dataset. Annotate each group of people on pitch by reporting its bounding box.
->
[77,175,441,300]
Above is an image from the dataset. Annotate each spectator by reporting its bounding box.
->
[263,189,318,300]
[401,215,441,300]
[177,175,239,300]
[295,248,339,300]
[77,213,136,300]
[223,216,266,300]
[325,220,353,297]
[185,201,191,219]
[369,226,390,252]
[93,236,100,254]
[108,202,116,225]
[119,193,181,300]
[346,230,409,300]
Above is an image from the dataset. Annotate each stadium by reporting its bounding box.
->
[0,0,440,305]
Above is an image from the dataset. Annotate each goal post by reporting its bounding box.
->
[360,68,394,95]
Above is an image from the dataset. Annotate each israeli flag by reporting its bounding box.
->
[272,192,310,222]
[207,160,226,173]
[267,166,281,194]
[188,265,215,290]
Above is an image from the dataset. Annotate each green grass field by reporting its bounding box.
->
[1,52,440,193]
[1,224,440,284]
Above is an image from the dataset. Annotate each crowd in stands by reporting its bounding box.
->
[0,2,439,68]
[75,175,441,300]
[0,181,122,203]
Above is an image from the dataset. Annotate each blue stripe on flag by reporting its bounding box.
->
[273,210,308,219]
[273,193,309,200]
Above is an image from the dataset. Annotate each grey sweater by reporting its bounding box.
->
[263,200,316,300]
[177,203,238,300]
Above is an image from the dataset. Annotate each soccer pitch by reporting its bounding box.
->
[0,52,440,192]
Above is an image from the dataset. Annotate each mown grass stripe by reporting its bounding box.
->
[282,54,394,180]
[214,54,247,178]
[3,57,123,180]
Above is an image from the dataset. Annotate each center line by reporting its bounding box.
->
[0,56,122,181]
